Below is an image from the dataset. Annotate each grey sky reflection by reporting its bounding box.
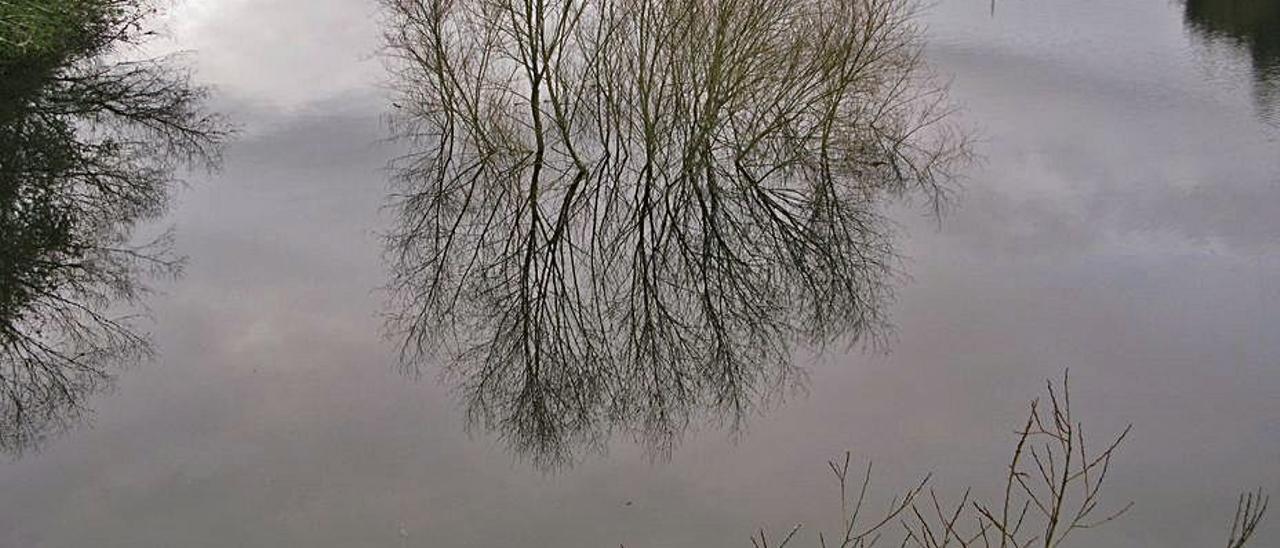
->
[0,0,1277,547]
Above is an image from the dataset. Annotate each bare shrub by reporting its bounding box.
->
[750,374,1268,548]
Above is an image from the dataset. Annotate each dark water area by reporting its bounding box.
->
[1184,0,1280,122]
[0,0,1278,546]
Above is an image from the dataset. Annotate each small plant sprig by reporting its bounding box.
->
[751,373,1268,548]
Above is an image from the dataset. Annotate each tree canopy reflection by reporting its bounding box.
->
[0,0,227,454]
[1184,0,1280,122]
[382,0,970,468]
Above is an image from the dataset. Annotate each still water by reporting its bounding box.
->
[1,0,1277,546]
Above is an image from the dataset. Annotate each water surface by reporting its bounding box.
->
[1,0,1277,546]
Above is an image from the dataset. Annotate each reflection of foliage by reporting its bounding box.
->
[382,0,970,468]
[1184,0,1280,120]
[0,0,227,454]
[749,374,1270,548]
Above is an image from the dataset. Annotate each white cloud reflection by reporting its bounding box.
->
[159,0,384,110]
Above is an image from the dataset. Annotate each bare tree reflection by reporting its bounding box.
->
[0,0,227,454]
[1184,0,1280,123]
[382,0,970,467]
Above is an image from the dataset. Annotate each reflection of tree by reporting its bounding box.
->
[1184,0,1280,121]
[382,0,970,468]
[0,1,227,454]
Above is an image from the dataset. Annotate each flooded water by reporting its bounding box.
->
[1,0,1277,546]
